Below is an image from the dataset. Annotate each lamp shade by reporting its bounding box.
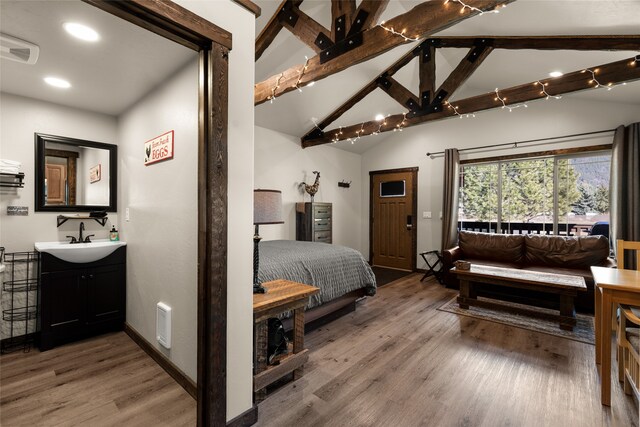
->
[254,189,284,225]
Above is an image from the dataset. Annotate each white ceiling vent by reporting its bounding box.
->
[1,33,39,65]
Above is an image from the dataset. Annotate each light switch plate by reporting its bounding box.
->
[125,208,130,222]
[422,211,432,219]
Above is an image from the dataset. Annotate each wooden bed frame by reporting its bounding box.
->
[281,288,368,333]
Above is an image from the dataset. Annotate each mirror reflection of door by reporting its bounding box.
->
[44,162,66,204]
[44,149,78,205]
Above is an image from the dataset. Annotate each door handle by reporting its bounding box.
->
[406,215,413,230]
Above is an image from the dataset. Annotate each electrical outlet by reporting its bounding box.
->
[125,208,130,222]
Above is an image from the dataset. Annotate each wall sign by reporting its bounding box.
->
[89,164,101,183]
[7,206,28,216]
[144,130,174,166]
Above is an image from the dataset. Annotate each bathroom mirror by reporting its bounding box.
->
[35,133,117,212]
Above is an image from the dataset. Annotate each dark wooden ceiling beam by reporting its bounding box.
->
[302,42,424,140]
[352,0,390,31]
[429,45,493,105]
[255,0,302,60]
[255,0,514,105]
[280,5,332,54]
[308,81,379,138]
[379,76,421,110]
[302,57,640,147]
[433,35,640,50]
[331,0,356,41]
[419,44,436,106]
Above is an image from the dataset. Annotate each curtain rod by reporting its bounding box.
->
[426,128,616,158]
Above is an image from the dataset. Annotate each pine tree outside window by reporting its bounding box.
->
[458,152,611,235]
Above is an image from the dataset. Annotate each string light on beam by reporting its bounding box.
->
[347,122,366,144]
[581,68,626,91]
[331,127,344,143]
[445,100,475,119]
[373,114,390,135]
[444,0,506,15]
[393,112,408,132]
[268,73,285,103]
[294,56,311,92]
[535,81,562,100]
[378,22,420,42]
[494,88,527,112]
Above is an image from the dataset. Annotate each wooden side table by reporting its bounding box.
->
[253,279,319,402]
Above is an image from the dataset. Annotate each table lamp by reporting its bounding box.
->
[253,189,284,293]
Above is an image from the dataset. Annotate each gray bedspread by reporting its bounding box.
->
[258,240,376,310]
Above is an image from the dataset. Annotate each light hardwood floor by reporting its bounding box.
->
[257,274,638,427]
[0,331,196,426]
[1,274,637,426]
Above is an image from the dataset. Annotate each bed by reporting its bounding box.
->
[258,240,376,325]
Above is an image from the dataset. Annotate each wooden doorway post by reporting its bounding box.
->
[82,1,232,425]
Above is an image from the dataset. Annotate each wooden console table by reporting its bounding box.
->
[253,279,319,402]
[452,264,586,331]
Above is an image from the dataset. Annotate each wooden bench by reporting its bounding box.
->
[451,264,587,331]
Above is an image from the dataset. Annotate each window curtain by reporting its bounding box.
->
[610,122,640,269]
[441,148,460,253]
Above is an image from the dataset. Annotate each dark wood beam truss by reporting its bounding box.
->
[255,0,513,105]
[433,35,640,50]
[331,0,356,41]
[255,0,303,60]
[302,57,640,147]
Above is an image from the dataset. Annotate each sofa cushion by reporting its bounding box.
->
[459,231,525,264]
[524,234,610,269]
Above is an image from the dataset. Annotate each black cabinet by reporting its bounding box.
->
[296,202,332,243]
[38,247,126,350]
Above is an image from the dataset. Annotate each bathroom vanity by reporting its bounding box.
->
[36,242,126,351]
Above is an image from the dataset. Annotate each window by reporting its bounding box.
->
[459,151,611,235]
[380,180,406,197]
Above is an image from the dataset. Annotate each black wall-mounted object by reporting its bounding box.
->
[338,180,351,188]
[34,133,117,213]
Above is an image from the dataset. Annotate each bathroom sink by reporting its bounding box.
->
[35,240,127,263]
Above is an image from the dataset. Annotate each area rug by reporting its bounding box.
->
[438,296,595,345]
[371,267,413,287]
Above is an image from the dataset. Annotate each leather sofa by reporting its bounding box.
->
[442,231,616,312]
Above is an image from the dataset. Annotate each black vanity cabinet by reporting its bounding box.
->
[38,246,126,350]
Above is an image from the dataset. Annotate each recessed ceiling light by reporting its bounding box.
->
[63,23,100,42]
[44,77,71,89]
[549,71,564,78]
[375,114,385,121]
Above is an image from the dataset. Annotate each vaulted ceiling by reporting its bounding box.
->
[254,0,640,154]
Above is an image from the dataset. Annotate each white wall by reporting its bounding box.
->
[255,126,363,251]
[79,147,110,205]
[118,58,199,380]
[0,93,118,252]
[163,0,256,420]
[361,97,640,268]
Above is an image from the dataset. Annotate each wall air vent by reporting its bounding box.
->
[0,33,40,65]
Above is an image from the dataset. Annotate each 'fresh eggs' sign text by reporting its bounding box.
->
[144,131,174,166]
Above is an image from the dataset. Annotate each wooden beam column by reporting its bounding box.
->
[419,44,436,106]
[331,0,356,41]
